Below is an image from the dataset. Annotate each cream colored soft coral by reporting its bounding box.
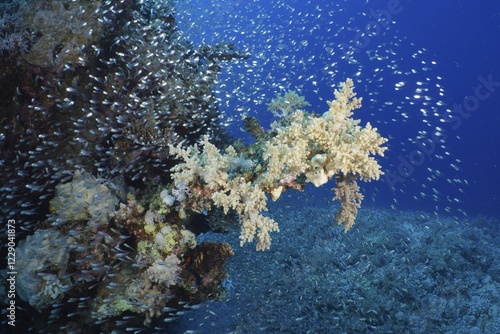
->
[169,79,387,249]
[169,136,279,250]
[262,78,387,231]
[333,175,364,231]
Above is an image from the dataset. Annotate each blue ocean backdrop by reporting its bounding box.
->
[176,0,500,219]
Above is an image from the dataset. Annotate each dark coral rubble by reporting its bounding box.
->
[0,0,246,331]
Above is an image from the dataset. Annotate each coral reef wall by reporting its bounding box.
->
[0,0,247,232]
[0,0,246,331]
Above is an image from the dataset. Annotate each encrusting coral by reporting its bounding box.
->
[169,78,388,250]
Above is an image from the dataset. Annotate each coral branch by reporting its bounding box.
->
[169,79,388,250]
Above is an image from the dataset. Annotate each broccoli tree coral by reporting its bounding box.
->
[169,79,388,250]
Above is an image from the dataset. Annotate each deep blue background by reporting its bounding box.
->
[396,0,500,218]
[176,0,500,219]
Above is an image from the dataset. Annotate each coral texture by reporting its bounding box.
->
[15,229,74,309]
[147,254,181,286]
[18,0,104,67]
[169,136,279,251]
[49,169,119,224]
[169,79,387,250]
[267,90,311,119]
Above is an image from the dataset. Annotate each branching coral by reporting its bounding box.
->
[267,90,311,119]
[169,79,387,250]
[169,136,279,251]
[333,174,364,231]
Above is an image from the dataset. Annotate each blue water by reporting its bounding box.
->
[177,0,500,219]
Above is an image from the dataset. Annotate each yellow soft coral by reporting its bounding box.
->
[169,79,387,250]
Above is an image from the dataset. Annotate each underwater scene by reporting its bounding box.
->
[1,0,499,333]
